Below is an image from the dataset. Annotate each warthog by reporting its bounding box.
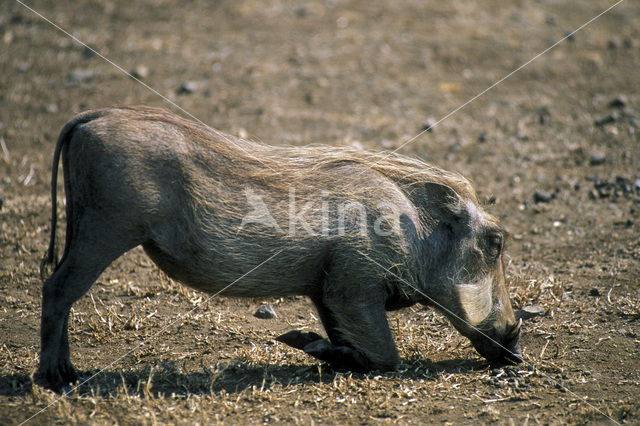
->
[38,105,522,391]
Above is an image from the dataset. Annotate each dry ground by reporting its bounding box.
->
[1,0,639,424]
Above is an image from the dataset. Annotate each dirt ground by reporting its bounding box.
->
[1,0,639,424]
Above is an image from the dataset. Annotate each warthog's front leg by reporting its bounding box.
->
[278,270,399,372]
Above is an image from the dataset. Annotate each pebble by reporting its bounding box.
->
[420,118,436,133]
[533,190,553,203]
[304,93,313,104]
[15,61,30,72]
[590,176,638,200]
[43,103,58,113]
[177,81,197,95]
[594,113,617,127]
[3,30,13,45]
[254,305,277,319]
[537,107,551,125]
[608,95,627,109]
[293,6,308,18]
[82,46,96,58]
[516,305,545,320]
[66,69,95,85]
[130,65,149,79]
[615,176,633,194]
[589,153,606,166]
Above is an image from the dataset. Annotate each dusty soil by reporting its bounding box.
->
[1,0,639,424]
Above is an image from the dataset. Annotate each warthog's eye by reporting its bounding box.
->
[484,232,503,260]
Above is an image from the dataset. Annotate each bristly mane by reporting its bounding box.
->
[105,105,479,204]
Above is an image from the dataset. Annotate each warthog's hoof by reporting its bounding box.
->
[35,359,80,393]
[275,330,325,350]
[276,330,369,372]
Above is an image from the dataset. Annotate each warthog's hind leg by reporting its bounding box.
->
[37,211,136,392]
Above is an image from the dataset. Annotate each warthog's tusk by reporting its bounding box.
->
[507,318,522,340]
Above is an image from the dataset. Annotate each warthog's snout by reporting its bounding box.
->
[471,319,523,365]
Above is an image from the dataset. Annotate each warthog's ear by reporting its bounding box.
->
[420,182,470,230]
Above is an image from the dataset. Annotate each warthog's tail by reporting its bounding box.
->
[40,110,106,281]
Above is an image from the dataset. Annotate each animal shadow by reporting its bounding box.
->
[1,357,488,398]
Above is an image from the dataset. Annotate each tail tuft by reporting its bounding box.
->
[39,247,58,281]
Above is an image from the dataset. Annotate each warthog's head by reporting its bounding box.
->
[417,186,522,365]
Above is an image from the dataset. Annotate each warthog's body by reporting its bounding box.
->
[38,106,521,391]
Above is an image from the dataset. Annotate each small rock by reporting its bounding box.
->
[293,6,308,18]
[615,176,632,194]
[177,81,197,95]
[254,305,277,319]
[533,190,553,203]
[608,95,627,109]
[130,65,149,79]
[43,103,58,113]
[15,61,30,72]
[66,69,95,85]
[594,113,617,127]
[589,287,600,297]
[420,118,436,133]
[537,107,551,125]
[516,305,545,320]
[82,46,96,58]
[589,153,606,166]
[304,92,313,104]
[3,30,13,45]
